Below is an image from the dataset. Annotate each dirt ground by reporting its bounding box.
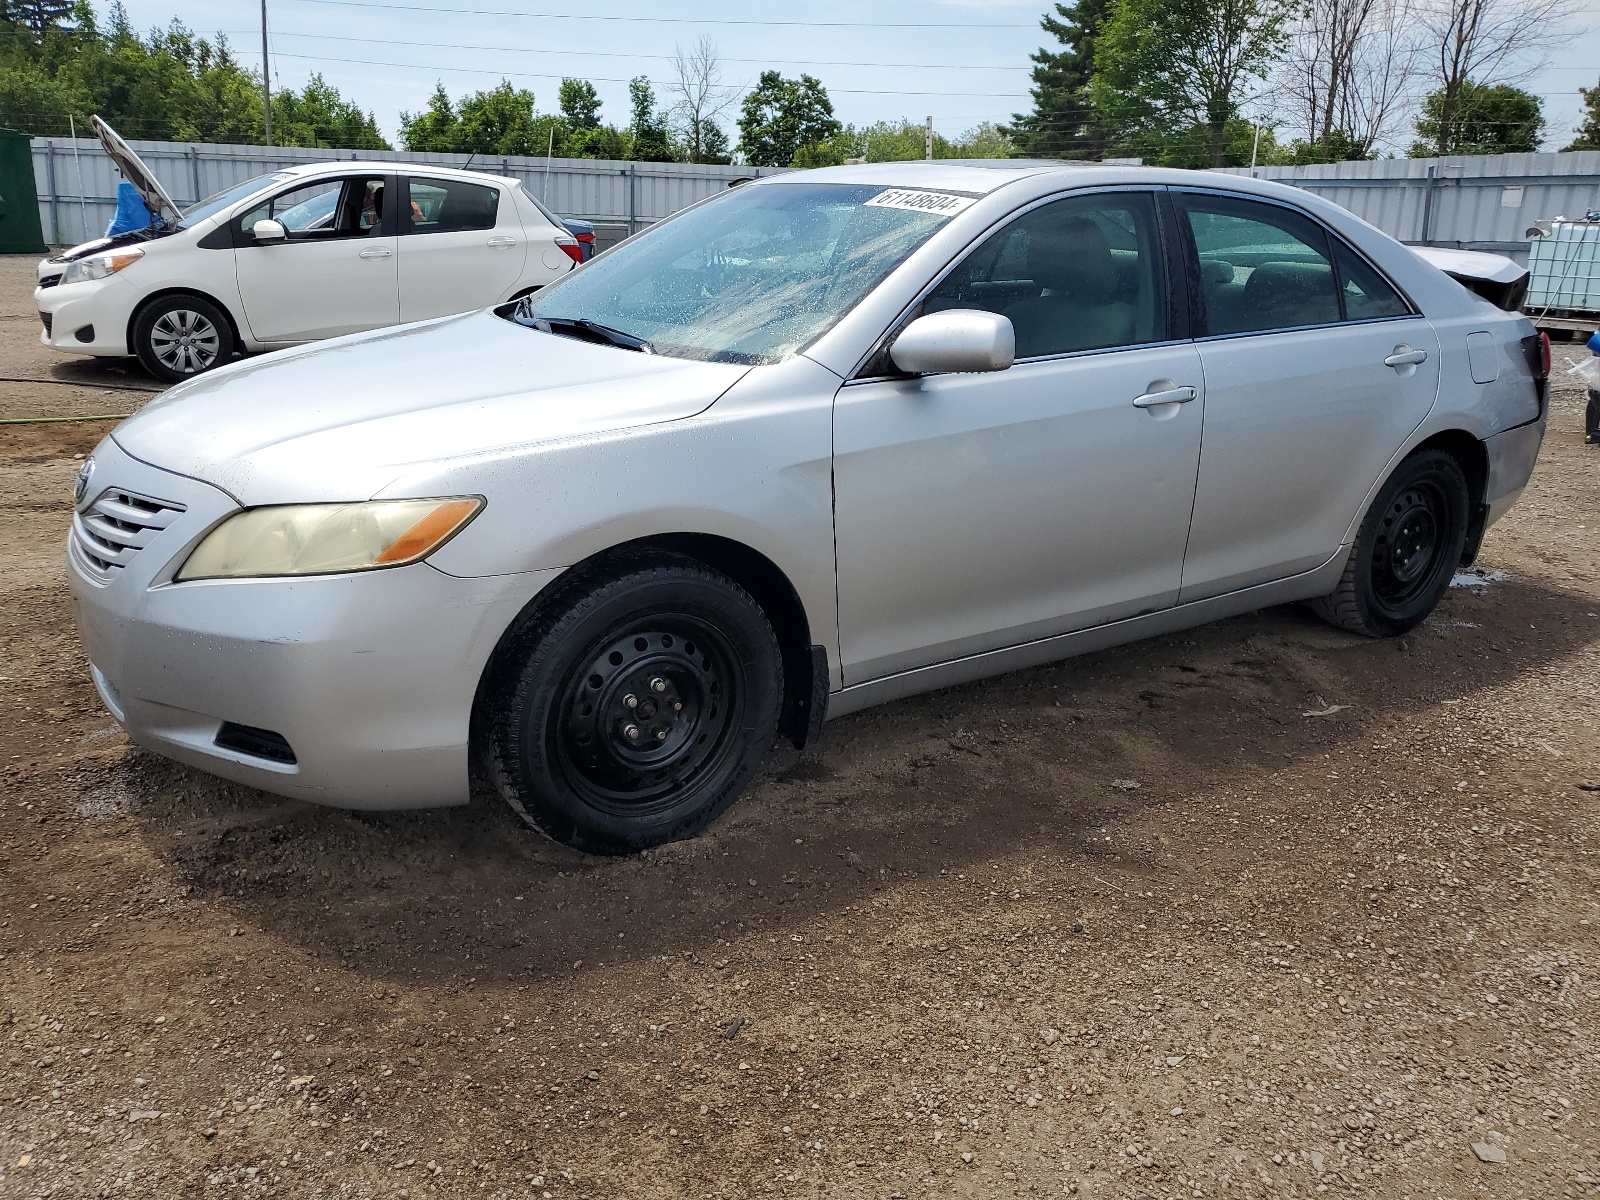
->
[1,252,1598,1200]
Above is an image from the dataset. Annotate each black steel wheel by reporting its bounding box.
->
[1310,449,1470,637]
[132,294,235,383]
[485,553,783,854]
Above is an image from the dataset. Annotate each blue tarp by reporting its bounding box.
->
[104,180,152,236]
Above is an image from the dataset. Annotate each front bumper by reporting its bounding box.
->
[69,438,559,809]
[34,274,138,356]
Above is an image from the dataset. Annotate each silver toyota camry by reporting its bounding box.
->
[69,161,1548,854]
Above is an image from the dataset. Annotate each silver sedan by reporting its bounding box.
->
[68,161,1549,854]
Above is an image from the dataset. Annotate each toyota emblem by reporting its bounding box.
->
[74,457,95,507]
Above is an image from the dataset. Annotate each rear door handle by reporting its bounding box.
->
[1132,385,1198,408]
[358,246,393,259]
[1384,346,1428,367]
[486,235,517,248]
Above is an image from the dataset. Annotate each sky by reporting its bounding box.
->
[113,0,1600,152]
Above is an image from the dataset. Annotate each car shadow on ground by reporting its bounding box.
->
[97,574,1597,987]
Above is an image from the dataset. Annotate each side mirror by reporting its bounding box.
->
[252,219,287,242]
[890,309,1015,375]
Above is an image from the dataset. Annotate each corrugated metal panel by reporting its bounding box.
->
[31,136,790,248]
[1219,151,1600,263]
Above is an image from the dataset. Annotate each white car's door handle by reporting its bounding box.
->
[358,246,393,260]
[1384,346,1428,367]
[486,235,518,249]
[1131,385,1198,408]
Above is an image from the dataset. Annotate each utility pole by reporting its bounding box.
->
[261,0,273,146]
[924,115,933,160]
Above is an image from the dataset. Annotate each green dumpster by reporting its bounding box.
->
[0,128,47,254]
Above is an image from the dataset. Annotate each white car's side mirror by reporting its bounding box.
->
[252,219,287,242]
[890,309,1015,375]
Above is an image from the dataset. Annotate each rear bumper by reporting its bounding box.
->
[69,438,559,809]
[1482,408,1547,530]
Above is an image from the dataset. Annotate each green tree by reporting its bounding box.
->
[564,123,630,159]
[5,0,73,36]
[737,71,840,167]
[628,75,674,161]
[1411,82,1543,155]
[399,83,457,151]
[558,77,600,131]
[1569,78,1600,151]
[270,72,387,150]
[455,80,541,155]
[1285,128,1369,164]
[1091,0,1291,167]
[1009,0,1113,158]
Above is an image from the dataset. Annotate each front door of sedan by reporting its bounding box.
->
[1172,191,1442,602]
[397,176,528,322]
[833,189,1205,685]
[233,174,400,343]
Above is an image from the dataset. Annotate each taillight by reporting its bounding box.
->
[1540,331,1551,379]
[576,231,595,244]
[554,236,583,264]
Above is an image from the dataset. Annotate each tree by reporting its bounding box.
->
[1414,0,1575,155]
[455,81,541,155]
[666,37,737,164]
[399,83,458,151]
[5,0,72,36]
[1009,0,1114,158]
[737,71,840,167]
[270,73,387,150]
[627,75,674,161]
[1276,0,1420,158]
[558,77,600,131]
[1411,79,1543,153]
[1091,0,1293,167]
[1568,77,1600,150]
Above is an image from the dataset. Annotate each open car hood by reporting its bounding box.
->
[92,115,182,228]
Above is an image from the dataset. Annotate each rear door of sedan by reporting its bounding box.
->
[1172,190,1441,602]
[833,187,1206,684]
[397,175,528,321]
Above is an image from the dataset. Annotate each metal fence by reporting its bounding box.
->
[33,136,1600,266]
[31,136,789,249]
[1219,152,1600,264]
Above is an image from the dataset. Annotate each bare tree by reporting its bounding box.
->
[666,37,739,163]
[1278,0,1423,156]
[1416,0,1577,152]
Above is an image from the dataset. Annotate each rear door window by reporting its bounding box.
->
[1180,194,1341,335]
[404,178,501,234]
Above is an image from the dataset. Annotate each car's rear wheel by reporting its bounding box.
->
[486,554,783,854]
[133,295,234,383]
[1310,449,1470,637]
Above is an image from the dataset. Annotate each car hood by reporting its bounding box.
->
[113,310,752,504]
[93,116,183,228]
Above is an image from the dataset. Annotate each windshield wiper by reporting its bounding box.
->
[526,314,654,354]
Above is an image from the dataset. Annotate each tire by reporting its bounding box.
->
[1310,449,1470,637]
[132,295,235,383]
[485,554,784,855]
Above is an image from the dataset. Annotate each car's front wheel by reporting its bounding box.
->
[485,554,784,854]
[1310,448,1470,637]
[132,294,235,383]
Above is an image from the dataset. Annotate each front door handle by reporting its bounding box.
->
[1131,384,1198,408]
[486,235,517,248]
[358,246,393,260]
[1384,346,1428,368]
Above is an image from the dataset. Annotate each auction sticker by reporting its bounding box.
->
[865,189,978,216]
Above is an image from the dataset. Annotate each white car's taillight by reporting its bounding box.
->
[555,236,583,265]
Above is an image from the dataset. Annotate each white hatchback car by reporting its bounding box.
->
[69,161,1548,855]
[35,119,580,381]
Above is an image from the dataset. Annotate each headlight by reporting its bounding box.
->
[175,497,483,581]
[60,248,144,286]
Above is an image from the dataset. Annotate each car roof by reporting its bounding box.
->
[754,159,1312,200]
[279,161,518,186]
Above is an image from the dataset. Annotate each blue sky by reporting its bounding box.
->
[114,0,1600,151]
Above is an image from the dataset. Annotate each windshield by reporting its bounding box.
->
[519,182,966,364]
[177,172,293,230]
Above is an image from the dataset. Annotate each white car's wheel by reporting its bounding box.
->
[133,295,235,383]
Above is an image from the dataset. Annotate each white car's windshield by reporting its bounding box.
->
[177,172,292,230]
[518,182,968,365]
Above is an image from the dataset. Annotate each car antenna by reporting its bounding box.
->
[462,151,478,171]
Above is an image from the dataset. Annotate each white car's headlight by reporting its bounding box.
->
[60,248,144,286]
[176,497,483,582]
